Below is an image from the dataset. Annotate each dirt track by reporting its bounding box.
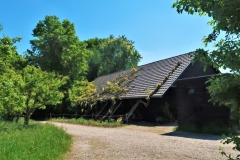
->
[51,122,238,160]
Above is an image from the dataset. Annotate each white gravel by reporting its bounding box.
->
[51,122,238,160]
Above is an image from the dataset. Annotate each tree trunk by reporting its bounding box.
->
[24,115,30,125]
[15,114,21,123]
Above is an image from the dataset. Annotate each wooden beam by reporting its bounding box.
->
[123,100,141,122]
[123,99,150,123]
[94,101,108,119]
[108,101,123,119]
[101,101,120,121]
[82,105,92,116]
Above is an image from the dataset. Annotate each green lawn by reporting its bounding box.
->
[0,120,72,160]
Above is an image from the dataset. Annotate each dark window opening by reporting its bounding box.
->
[186,88,195,94]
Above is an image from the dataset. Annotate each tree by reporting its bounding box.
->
[0,67,25,121]
[0,26,67,125]
[68,80,97,113]
[20,65,67,125]
[26,15,92,82]
[0,64,67,125]
[0,27,26,121]
[172,0,240,158]
[172,0,240,120]
[172,0,240,73]
[85,35,142,81]
[26,15,92,112]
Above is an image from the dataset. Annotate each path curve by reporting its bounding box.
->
[51,122,238,160]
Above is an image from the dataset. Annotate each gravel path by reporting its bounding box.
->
[51,122,238,160]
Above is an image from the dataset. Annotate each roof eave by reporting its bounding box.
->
[121,95,163,100]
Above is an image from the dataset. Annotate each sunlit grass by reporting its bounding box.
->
[51,117,124,127]
[0,120,72,160]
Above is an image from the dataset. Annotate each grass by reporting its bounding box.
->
[51,117,125,127]
[172,126,178,131]
[175,122,235,135]
[0,119,72,160]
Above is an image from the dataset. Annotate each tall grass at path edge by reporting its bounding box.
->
[0,119,72,160]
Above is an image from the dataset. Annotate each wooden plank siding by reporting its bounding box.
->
[176,76,230,126]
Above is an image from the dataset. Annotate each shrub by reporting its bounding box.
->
[156,116,168,124]
[178,121,231,135]
[178,123,200,133]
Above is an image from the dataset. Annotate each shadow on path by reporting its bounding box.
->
[161,131,223,141]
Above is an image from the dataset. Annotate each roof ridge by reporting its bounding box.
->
[94,52,194,81]
[138,51,194,68]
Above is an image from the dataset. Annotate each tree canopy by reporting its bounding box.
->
[172,0,240,115]
[173,0,240,73]
[0,15,143,123]
[20,65,68,125]
[85,35,142,81]
[0,28,26,120]
[173,1,240,158]
[0,27,67,125]
[26,15,92,82]
[25,15,94,113]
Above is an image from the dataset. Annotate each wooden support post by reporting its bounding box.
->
[94,101,108,119]
[75,112,78,119]
[101,101,122,121]
[124,100,141,122]
[101,103,116,121]
[124,99,150,123]
[82,105,93,116]
[108,101,123,119]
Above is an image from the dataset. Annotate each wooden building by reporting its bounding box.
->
[90,52,229,126]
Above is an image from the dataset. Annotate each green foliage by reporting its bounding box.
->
[0,28,26,120]
[68,80,97,108]
[207,74,240,121]
[0,64,68,125]
[25,15,93,113]
[156,116,168,124]
[0,69,25,120]
[20,65,68,124]
[172,1,240,156]
[51,117,124,127]
[220,135,240,160]
[0,120,72,160]
[178,123,200,134]
[0,35,26,70]
[85,35,142,81]
[172,126,178,131]
[72,67,138,108]
[178,122,231,135]
[26,15,91,82]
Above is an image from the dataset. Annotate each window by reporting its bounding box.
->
[186,88,195,94]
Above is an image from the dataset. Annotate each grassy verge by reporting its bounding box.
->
[175,123,236,135]
[51,117,124,127]
[0,120,72,160]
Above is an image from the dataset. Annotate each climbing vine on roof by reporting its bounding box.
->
[73,67,140,107]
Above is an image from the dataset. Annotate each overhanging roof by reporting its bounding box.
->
[94,52,193,99]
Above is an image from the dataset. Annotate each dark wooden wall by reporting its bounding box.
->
[178,60,220,80]
[141,88,178,122]
[113,88,178,122]
[176,77,229,126]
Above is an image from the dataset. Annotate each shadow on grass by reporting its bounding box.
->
[161,131,223,141]
[129,121,178,127]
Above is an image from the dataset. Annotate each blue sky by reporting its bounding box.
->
[1,0,214,66]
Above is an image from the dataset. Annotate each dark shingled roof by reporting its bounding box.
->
[93,53,193,99]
